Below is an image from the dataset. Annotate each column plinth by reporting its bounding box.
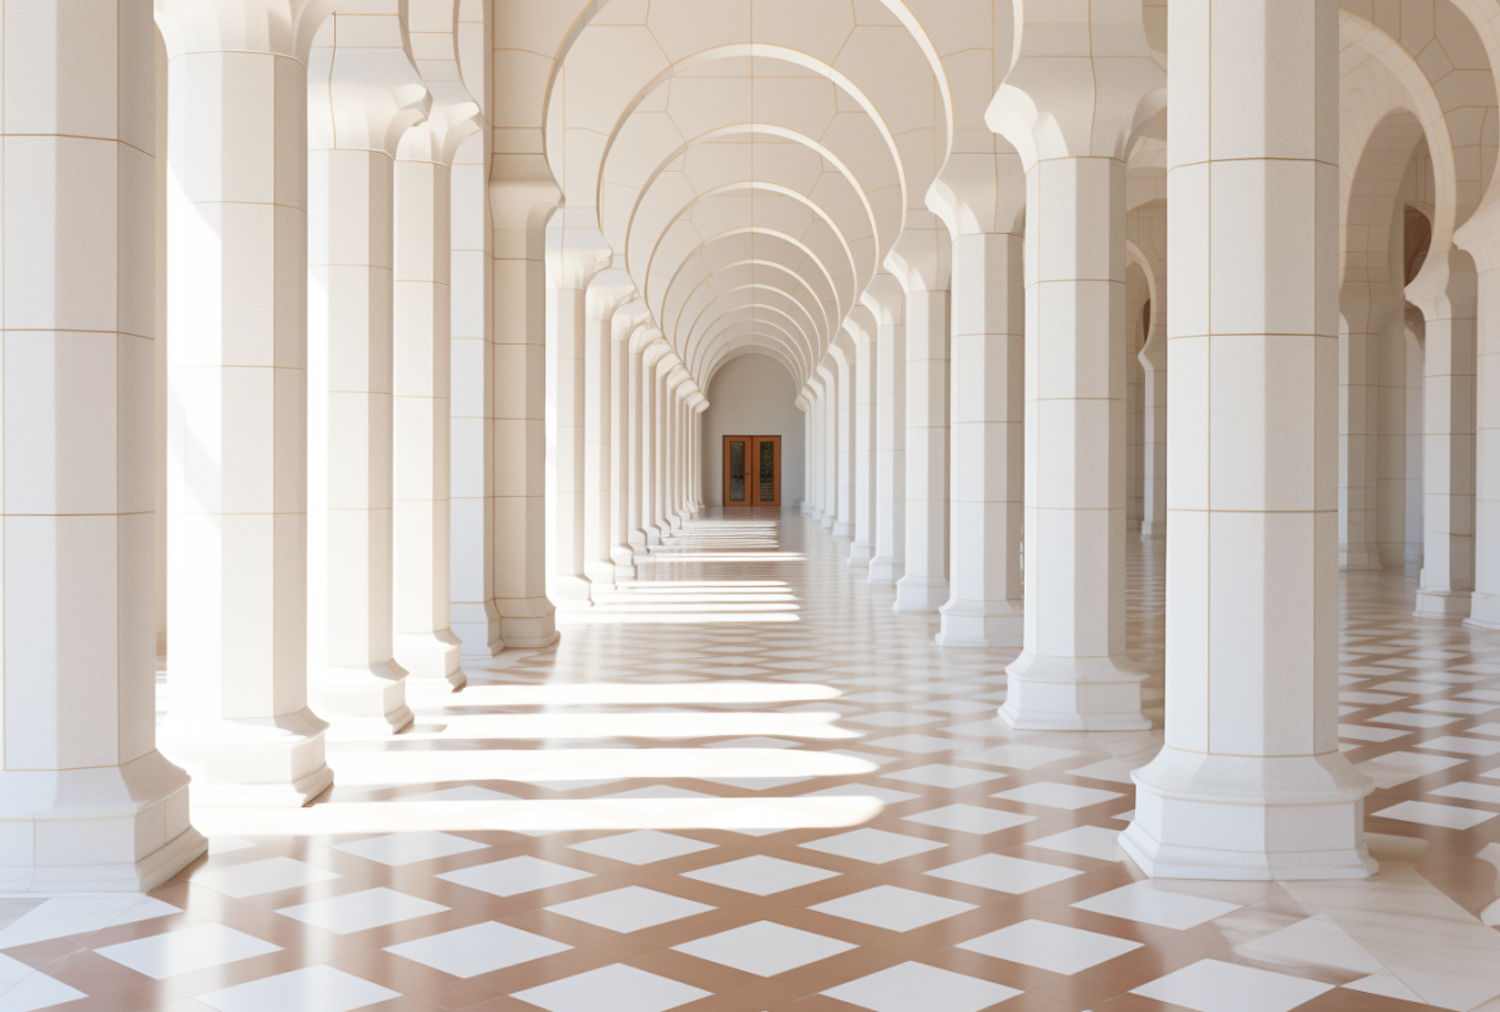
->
[935,599,1023,648]
[999,654,1147,730]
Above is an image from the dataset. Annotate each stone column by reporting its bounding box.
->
[653,361,673,539]
[866,276,907,583]
[157,0,337,804]
[392,102,477,692]
[0,0,205,889]
[1340,287,1388,568]
[665,366,690,529]
[834,339,856,537]
[989,3,1159,729]
[930,150,1027,648]
[546,238,612,606]
[610,312,648,577]
[1122,0,1375,879]
[629,331,663,554]
[491,178,561,647]
[449,131,500,659]
[305,10,428,732]
[582,284,634,588]
[803,378,823,518]
[1459,211,1500,627]
[849,310,879,564]
[1410,252,1477,619]
[1132,203,1169,541]
[890,216,952,612]
[815,367,837,526]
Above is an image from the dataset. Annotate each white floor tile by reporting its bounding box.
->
[1026,826,1126,862]
[902,803,1036,835]
[0,895,179,949]
[1354,751,1466,788]
[275,887,448,935]
[798,828,946,864]
[567,830,717,865]
[1064,758,1142,784]
[95,922,281,979]
[1372,800,1498,830]
[822,961,1021,1012]
[1132,958,1333,1012]
[880,764,1008,788]
[1431,780,1500,804]
[966,744,1084,769]
[0,953,87,1012]
[681,855,840,895]
[847,711,942,728]
[1072,881,1243,930]
[511,964,710,1012]
[1337,724,1409,742]
[331,831,488,866]
[1416,700,1499,715]
[385,920,571,977]
[925,854,1084,894]
[672,920,856,976]
[544,886,713,932]
[1369,712,1462,728]
[810,885,977,931]
[198,965,399,1012]
[866,734,962,754]
[189,857,342,899]
[992,781,1126,810]
[436,856,593,897]
[958,918,1142,974]
[1233,914,1384,976]
[799,784,922,805]
[1416,735,1500,756]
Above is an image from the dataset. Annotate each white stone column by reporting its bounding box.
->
[392,103,476,693]
[1122,0,1376,880]
[816,366,837,526]
[1411,255,1477,619]
[891,216,952,612]
[629,332,664,554]
[834,338,856,537]
[989,3,1159,730]
[1340,287,1388,569]
[849,309,879,564]
[610,312,648,577]
[157,0,337,804]
[582,283,634,588]
[546,238,612,606]
[491,179,561,647]
[1460,213,1500,627]
[0,0,205,889]
[1405,319,1426,575]
[665,367,690,528]
[449,132,500,659]
[866,276,907,583]
[930,150,1027,648]
[653,361,674,539]
[305,11,427,732]
[803,378,823,518]
[1131,203,1169,541]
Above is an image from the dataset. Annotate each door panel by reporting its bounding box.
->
[724,435,779,506]
[724,437,749,504]
[752,436,780,505]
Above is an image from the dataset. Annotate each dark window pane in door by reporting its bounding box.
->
[760,441,775,502]
[729,441,746,502]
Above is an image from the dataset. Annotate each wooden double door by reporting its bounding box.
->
[723,435,781,506]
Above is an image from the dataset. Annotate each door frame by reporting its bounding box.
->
[723,435,781,506]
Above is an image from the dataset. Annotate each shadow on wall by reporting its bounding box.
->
[702,354,806,507]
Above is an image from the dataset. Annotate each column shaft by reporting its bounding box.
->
[1415,285,1477,618]
[850,340,878,563]
[870,323,907,583]
[895,291,951,611]
[610,335,636,574]
[548,287,591,604]
[583,311,613,586]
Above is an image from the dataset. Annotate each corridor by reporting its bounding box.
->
[0,513,1496,1011]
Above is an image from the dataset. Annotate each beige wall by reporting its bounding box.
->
[701,354,806,508]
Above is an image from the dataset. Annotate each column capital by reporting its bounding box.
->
[612,300,652,342]
[155,0,344,60]
[861,271,907,327]
[883,210,950,294]
[847,305,876,345]
[308,5,431,156]
[984,0,1165,170]
[396,84,481,166]
[546,228,615,291]
[927,146,1027,240]
[586,277,636,322]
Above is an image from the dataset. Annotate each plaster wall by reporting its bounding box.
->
[701,354,806,508]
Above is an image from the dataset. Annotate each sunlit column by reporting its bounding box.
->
[1340,288,1384,568]
[305,12,427,731]
[835,342,856,538]
[0,0,205,888]
[665,366,689,530]
[449,132,500,659]
[610,313,647,577]
[933,154,1026,647]
[1123,0,1376,879]
[849,311,879,564]
[157,0,337,804]
[392,107,476,693]
[867,277,906,583]
[654,361,674,539]
[629,332,663,554]
[890,215,952,611]
[1135,206,1169,542]
[582,284,633,588]
[1410,259,1476,620]
[1459,214,1500,627]
[491,178,561,647]
[990,3,1157,729]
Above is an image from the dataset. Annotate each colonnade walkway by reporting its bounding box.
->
[5,512,1500,1011]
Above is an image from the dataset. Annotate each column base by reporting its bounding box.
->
[821,514,835,529]
[394,630,466,691]
[1413,587,1472,620]
[584,560,616,586]
[832,520,854,538]
[809,507,824,521]
[894,574,948,612]
[868,555,903,585]
[611,545,637,580]
[1139,520,1165,541]
[498,596,560,648]
[158,708,334,808]
[1339,547,1382,570]
[452,601,502,661]
[848,540,875,565]
[999,652,1149,730]
[1465,591,1500,630]
[313,661,415,734]
[0,752,207,892]
[1121,747,1376,881]
[551,575,594,608]
[936,599,1023,648]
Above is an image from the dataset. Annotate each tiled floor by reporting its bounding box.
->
[8,509,1500,1011]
